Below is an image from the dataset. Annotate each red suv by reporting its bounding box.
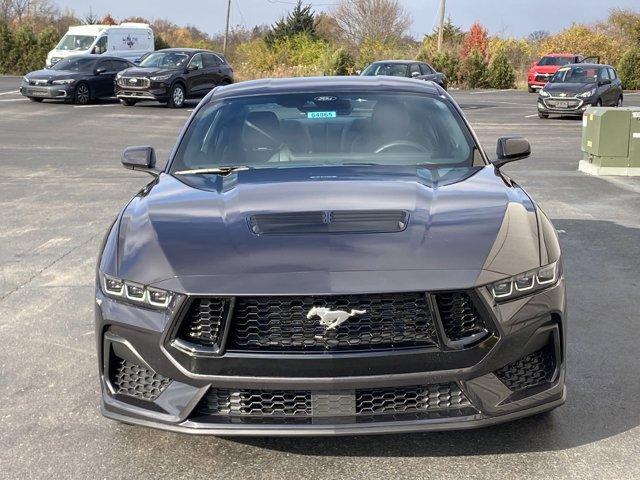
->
[527,54,584,92]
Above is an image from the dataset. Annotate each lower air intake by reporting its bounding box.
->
[495,343,556,392]
[110,358,170,401]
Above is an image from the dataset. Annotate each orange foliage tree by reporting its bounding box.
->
[461,21,489,58]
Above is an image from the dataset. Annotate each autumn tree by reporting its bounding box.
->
[461,22,489,58]
[334,0,411,46]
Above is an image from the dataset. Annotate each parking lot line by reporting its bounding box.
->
[0,89,19,95]
[0,98,25,102]
[73,104,120,109]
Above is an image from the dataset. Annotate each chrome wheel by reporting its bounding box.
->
[75,84,90,105]
[171,86,185,107]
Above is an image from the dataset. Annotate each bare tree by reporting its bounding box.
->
[0,0,56,23]
[334,0,411,45]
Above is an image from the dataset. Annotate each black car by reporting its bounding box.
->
[537,63,623,118]
[114,48,234,108]
[360,60,447,89]
[96,76,566,436]
[20,55,133,105]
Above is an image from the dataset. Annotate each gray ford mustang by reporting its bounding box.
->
[96,76,566,435]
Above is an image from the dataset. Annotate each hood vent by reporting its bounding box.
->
[249,210,408,235]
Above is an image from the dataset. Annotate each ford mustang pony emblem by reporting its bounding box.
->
[307,306,366,330]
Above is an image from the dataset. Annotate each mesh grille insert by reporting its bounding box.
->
[227,292,437,351]
[111,359,170,401]
[176,298,229,349]
[435,292,488,343]
[495,343,556,391]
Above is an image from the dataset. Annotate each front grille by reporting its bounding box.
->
[176,298,230,349]
[110,358,170,401]
[544,98,581,110]
[227,293,438,351]
[194,383,474,424]
[117,77,150,88]
[435,292,488,343]
[495,344,556,392]
[535,74,552,82]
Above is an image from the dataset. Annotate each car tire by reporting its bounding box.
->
[168,83,185,108]
[616,96,623,107]
[74,82,91,105]
[28,97,43,103]
[120,98,137,107]
[595,99,602,107]
[538,112,549,119]
[528,85,536,93]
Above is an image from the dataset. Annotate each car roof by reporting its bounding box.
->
[563,63,608,69]
[58,54,131,61]
[157,48,221,55]
[209,76,442,101]
[544,53,578,57]
[369,59,422,64]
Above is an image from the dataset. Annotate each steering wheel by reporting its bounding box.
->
[375,140,428,154]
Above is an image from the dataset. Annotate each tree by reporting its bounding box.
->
[460,49,489,88]
[12,24,38,73]
[100,13,117,26]
[328,47,355,75]
[83,7,99,25]
[488,49,516,89]
[618,46,640,90]
[527,30,550,43]
[431,51,460,86]
[461,22,489,58]
[265,1,317,47]
[0,20,14,73]
[154,33,170,50]
[334,0,411,46]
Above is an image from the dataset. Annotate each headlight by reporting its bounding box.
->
[577,88,596,99]
[489,261,560,301]
[99,272,174,309]
[150,74,172,82]
[539,90,550,97]
[51,79,75,85]
[23,76,29,82]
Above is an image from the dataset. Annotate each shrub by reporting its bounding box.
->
[0,21,15,73]
[328,47,355,75]
[431,51,460,86]
[541,25,620,66]
[460,49,489,88]
[618,46,640,90]
[13,25,40,74]
[488,49,516,89]
[155,34,171,50]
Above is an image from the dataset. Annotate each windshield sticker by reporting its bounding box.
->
[307,111,336,119]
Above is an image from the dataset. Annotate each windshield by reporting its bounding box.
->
[139,52,189,69]
[538,56,573,66]
[170,92,476,173]
[55,34,96,51]
[50,57,97,72]
[361,63,408,77]
[550,66,600,84]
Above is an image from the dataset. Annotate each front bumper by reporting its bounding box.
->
[114,83,170,102]
[20,83,72,99]
[96,280,566,436]
[537,97,594,116]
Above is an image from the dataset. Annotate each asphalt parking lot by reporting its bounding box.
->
[1,75,639,479]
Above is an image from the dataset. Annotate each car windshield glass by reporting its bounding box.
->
[538,56,572,66]
[170,92,476,173]
[139,52,189,68]
[361,63,408,77]
[550,66,600,84]
[51,57,97,72]
[55,34,96,51]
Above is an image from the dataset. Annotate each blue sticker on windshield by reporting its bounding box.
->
[307,111,336,119]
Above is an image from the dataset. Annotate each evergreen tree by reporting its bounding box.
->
[488,49,516,89]
[265,1,317,47]
[0,21,15,73]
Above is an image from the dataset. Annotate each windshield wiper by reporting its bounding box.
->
[174,166,251,176]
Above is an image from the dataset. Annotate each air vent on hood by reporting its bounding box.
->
[249,210,408,235]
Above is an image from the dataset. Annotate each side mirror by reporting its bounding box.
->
[94,67,106,75]
[411,71,421,78]
[121,146,158,176]
[599,78,611,86]
[188,64,200,71]
[355,69,361,76]
[492,136,531,168]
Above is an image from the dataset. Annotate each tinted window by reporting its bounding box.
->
[550,66,600,84]
[361,63,409,77]
[139,52,189,68]
[94,36,107,54]
[420,63,434,75]
[600,68,611,81]
[113,60,131,71]
[95,60,111,72]
[409,64,421,75]
[608,68,617,80]
[538,56,573,66]
[171,92,475,173]
[189,54,204,70]
[203,54,221,68]
[51,57,97,72]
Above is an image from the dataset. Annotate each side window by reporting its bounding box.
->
[203,54,220,68]
[189,54,204,70]
[94,36,108,54]
[95,61,110,73]
[608,68,617,80]
[409,63,421,76]
[114,60,130,72]
[599,68,610,81]
[420,63,433,75]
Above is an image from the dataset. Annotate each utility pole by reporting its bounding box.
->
[223,0,232,55]
[437,0,446,53]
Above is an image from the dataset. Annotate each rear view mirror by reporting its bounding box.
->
[492,136,531,168]
[122,146,158,176]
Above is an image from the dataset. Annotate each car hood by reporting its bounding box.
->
[121,67,179,77]
[542,82,594,96]
[26,69,85,81]
[530,65,561,74]
[112,165,541,295]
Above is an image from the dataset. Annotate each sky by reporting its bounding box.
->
[53,0,638,38]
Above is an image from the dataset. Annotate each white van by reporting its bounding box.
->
[46,23,154,67]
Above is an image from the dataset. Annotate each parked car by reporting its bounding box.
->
[96,76,566,436]
[537,63,623,118]
[114,48,234,108]
[21,55,134,105]
[527,53,584,92]
[360,60,447,89]
[46,23,153,68]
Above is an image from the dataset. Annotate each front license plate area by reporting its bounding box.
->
[556,101,568,108]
